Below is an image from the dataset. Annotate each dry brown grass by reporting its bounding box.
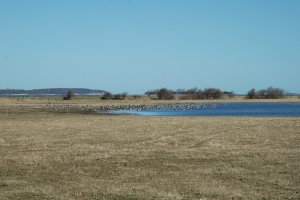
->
[0,99,299,199]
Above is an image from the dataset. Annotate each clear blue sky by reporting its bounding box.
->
[1,0,299,94]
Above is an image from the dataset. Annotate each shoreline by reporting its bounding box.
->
[1,97,300,117]
[1,95,299,103]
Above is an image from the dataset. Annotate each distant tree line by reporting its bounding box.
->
[246,87,285,99]
[177,88,224,100]
[1,86,293,100]
[145,87,234,100]
[56,87,290,101]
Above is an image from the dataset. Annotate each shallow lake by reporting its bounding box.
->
[108,102,300,116]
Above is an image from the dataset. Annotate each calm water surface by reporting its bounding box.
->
[109,102,300,116]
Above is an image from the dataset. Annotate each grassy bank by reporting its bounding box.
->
[0,100,299,199]
[1,94,300,105]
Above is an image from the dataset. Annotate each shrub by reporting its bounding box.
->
[178,88,223,100]
[186,87,200,99]
[257,89,267,99]
[246,87,285,99]
[156,88,174,100]
[111,94,121,100]
[246,89,257,99]
[101,92,112,100]
[228,91,235,99]
[196,89,205,99]
[63,90,75,100]
[186,87,198,95]
[132,95,141,100]
[102,92,127,100]
[121,92,128,100]
[203,88,223,99]
[266,87,284,99]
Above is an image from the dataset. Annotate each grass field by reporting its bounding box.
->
[0,98,299,199]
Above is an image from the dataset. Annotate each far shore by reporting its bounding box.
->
[0,95,299,106]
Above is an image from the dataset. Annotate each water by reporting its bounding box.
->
[109,102,300,116]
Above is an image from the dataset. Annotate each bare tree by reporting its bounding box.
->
[63,90,75,100]
[196,89,205,99]
[112,94,121,100]
[121,92,128,100]
[247,87,285,99]
[266,87,284,99]
[101,92,112,100]
[203,88,223,99]
[179,88,218,100]
[246,88,257,99]
[176,88,186,94]
[156,88,174,100]
[228,91,235,99]
[186,87,198,95]
[258,89,267,99]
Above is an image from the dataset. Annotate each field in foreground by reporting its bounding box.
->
[0,100,299,199]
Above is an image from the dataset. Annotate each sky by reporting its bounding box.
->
[1,0,299,94]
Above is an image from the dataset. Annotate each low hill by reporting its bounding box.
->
[0,88,107,95]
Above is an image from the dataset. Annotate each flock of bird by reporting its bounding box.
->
[46,102,218,113]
